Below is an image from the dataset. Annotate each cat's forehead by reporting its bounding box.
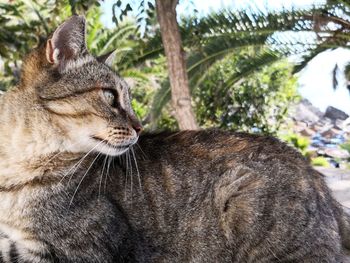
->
[62,55,127,90]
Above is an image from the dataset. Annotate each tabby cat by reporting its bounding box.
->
[0,15,349,263]
[0,16,144,262]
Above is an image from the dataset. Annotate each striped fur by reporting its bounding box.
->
[0,15,349,262]
[0,16,143,262]
[113,131,350,262]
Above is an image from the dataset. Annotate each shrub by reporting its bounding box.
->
[194,55,299,135]
[311,157,330,167]
[280,133,310,155]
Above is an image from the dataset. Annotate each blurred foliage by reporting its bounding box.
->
[281,133,310,155]
[111,0,156,35]
[194,55,299,134]
[311,156,330,167]
[144,1,350,123]
[148,8,310,124]
[0,0,103,90]
[0,0,70,89]
[341,141,350,154]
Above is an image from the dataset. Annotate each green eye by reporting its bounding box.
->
[103,90,115,106]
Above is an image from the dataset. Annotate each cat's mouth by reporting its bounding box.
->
[91,136,131,151]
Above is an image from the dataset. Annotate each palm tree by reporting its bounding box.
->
[3,1,349,128]
[140,1,350,126]
[139,8,313,125]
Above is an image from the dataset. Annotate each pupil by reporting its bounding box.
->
[104,90,114,106]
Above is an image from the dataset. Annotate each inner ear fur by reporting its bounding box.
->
[20,16,91,88]
[96,50,117,67]
[45,15,88,67]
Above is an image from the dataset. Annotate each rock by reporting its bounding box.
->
[300,127,316,137]
[324,106,349,121]
[293,121,308,133]
[329,159,340,168]
[312,138,325,148]
[321,128,343,139]
[318,117,333,126]
[310,120,333,134]
[330,137,345,145]
[292,99,323,124]
[316,149,326,156]
[343,119,350,133]
[324,148,350,159]
[334,119,345,130]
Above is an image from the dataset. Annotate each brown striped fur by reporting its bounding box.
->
[0,16,143,262]
[0,15,349,263]
[120,131,350,262]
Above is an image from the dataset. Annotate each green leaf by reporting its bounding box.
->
[148,2,154,10]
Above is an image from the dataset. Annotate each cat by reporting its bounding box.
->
[0,15,349,263]
[0,16,146,262]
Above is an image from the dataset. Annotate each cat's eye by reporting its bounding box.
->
[103,89,116,107]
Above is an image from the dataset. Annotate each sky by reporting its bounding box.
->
[101,0,350,115]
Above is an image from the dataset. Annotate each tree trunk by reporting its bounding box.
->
[155,0,198,130]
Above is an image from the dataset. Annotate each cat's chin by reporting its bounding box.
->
[97,145,130,156]
[90,137,134,156]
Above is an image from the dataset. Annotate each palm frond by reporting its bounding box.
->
[222,50,282,90]
[150,48,283,123]
[149,79,171,124]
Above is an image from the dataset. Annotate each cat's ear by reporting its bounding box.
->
[97,50,117,67]
[46,15,87,67]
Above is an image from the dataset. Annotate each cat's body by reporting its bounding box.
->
[114,131,350,262]
[0,15,349,262]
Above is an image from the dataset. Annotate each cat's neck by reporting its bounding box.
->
[0,151,86,191]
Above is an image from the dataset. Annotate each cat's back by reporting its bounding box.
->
[138,129,308,178]
[123,130,348,262]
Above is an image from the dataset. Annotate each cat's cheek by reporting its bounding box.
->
[51,116,107,153]
[43,101,89,116]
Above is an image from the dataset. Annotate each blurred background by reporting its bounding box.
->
[1,0,350,188]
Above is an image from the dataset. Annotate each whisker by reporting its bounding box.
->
[69,152,101,206]
[104,149,113,193]
[65,140,105,186]
[111,153,117,177]
[102,148,111,194]
[127,150,133,200]
[131,146,142,190]
[124,151,129,200]
[135,143,147,160]
[58,152,90,185]
[98,154,108,201]
[39,140,82,168]
[62,156,88,186]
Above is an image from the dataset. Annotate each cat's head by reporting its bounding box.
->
[17,16,142,157]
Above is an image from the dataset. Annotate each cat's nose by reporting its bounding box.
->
[128,114,142,135]
[129,118,142,135]
[132,124,143,135]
